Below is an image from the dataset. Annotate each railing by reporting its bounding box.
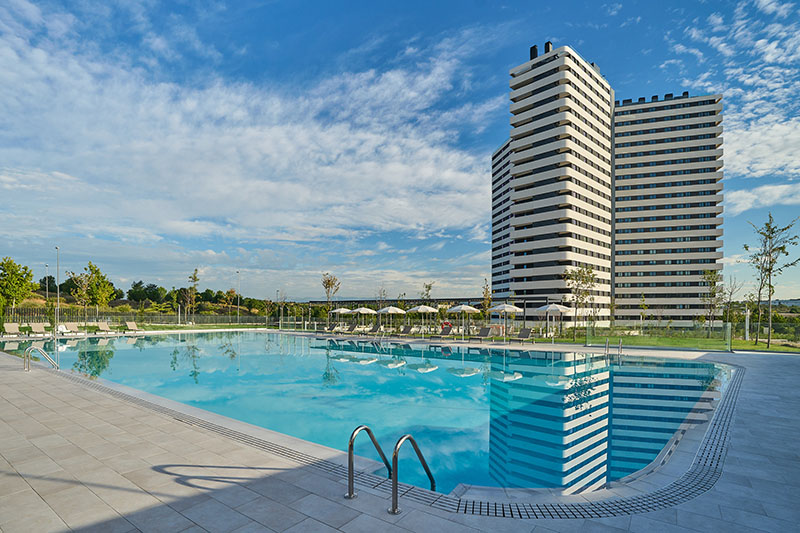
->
[344,425,392,500]
[23,346,59,371]
[389,434,435,514]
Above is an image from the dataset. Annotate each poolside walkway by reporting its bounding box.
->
[1,346,798,532]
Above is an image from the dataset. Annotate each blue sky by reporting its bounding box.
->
[2,0,800,301]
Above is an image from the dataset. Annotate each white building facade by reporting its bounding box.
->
[491,43,723,327]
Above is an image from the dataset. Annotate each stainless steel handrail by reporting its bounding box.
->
[618,338,623,357]
[604,338,609,355]
[344,425,392,499]
[389,434,435,514]
[24,346,59,371]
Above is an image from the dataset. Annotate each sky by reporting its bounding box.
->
[2,0,800,301]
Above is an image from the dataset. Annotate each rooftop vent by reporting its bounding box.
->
[544,41,553,53]
[665,93,674,100]
[623,98,632,105]
[638,97,645,103]
[682,91,689,98]
[530,45,538,60]
[652,95,659,102]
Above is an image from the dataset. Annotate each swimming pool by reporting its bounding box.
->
[1,332,731,494]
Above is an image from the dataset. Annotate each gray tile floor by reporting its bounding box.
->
[1,346,798,532]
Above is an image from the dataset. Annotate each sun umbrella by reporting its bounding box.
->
[535,303,572,339]
[378,306,406,330]
[331,308,351,314]
[447,304,480,340]
[407,305,438,338]
[489,304,525,343]
[351,307,377,330]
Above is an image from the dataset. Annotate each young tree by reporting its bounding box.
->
[481,278,492,320]
[639,293,649,333]
[700,269,724,337]
[187,269,200,314]
[609,296,617,331]
[321,273,341,327]
[0,257,34,311]
[723,275,744,326]
[68,270,91,323]
[744,214,800,347]
[86,262,115,308]
[420,281,435,303]
[563,265,597,341]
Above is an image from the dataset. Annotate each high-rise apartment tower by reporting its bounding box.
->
[491,43,723,327]
[613,94,724,326]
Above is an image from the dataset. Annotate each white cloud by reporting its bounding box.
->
[0,2,497,297]
[753,0,795,18]
[726,182,800,215]
[604,3,623,16]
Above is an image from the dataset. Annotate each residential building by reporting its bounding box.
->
[613,93,724,326]
[499,42,615,325]
[492,43,723,327]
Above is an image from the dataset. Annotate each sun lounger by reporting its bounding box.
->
[428,325,452,340]
[30,323,48,336]
[2,323,21,337]
[125,321,143,333]
[396,325,413,337]
[514,328,532,342]
[469,327,492,343]
[96,322,115,335]
[341,324,357,335]
[66,322,86,336]
[361,324,381,336]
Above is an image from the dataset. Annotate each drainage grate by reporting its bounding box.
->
[46,361,744,519]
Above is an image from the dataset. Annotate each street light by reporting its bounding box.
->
[236,270,241,325]
[45,263,49,302]
[55,246,60,331]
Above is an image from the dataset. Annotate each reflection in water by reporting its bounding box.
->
[72,338,116,378]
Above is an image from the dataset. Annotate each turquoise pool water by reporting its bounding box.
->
[1,332,731,494]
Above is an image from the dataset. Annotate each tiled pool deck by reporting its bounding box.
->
[1,337,799,532]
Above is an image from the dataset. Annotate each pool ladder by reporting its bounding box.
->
[23,346,59,371]
[344,425,436,514]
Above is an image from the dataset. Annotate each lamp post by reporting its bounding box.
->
[45,264,49,302]
[55,246,60,330]
[236,270,241,325]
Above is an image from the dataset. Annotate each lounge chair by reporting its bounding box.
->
[96,322,115,335]
[125,321,144,333]
[396,325,413,337]
[514,328,532,342]
[428,325,452,340]
[29,323,48,336]
[65,322,86,336]
[362,324,381,336]
[342,324,357,335]
[469,327,492,343]
[2,323,21,337]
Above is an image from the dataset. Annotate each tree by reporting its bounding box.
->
[700,269,724,338]
[420,281,434,303]
[321,273,341,327]
[563,265,597,342]
[86,262,115,308]
[0,257,34,311]
[187,269,200,314]
[723,275,744,326]
[481,278,492,320]
[639,294,648,333]
[128,281,146,301]
[609,296,617,331]
[39,275,57,293]
[68,270,91,323]
[744,214,800,347]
